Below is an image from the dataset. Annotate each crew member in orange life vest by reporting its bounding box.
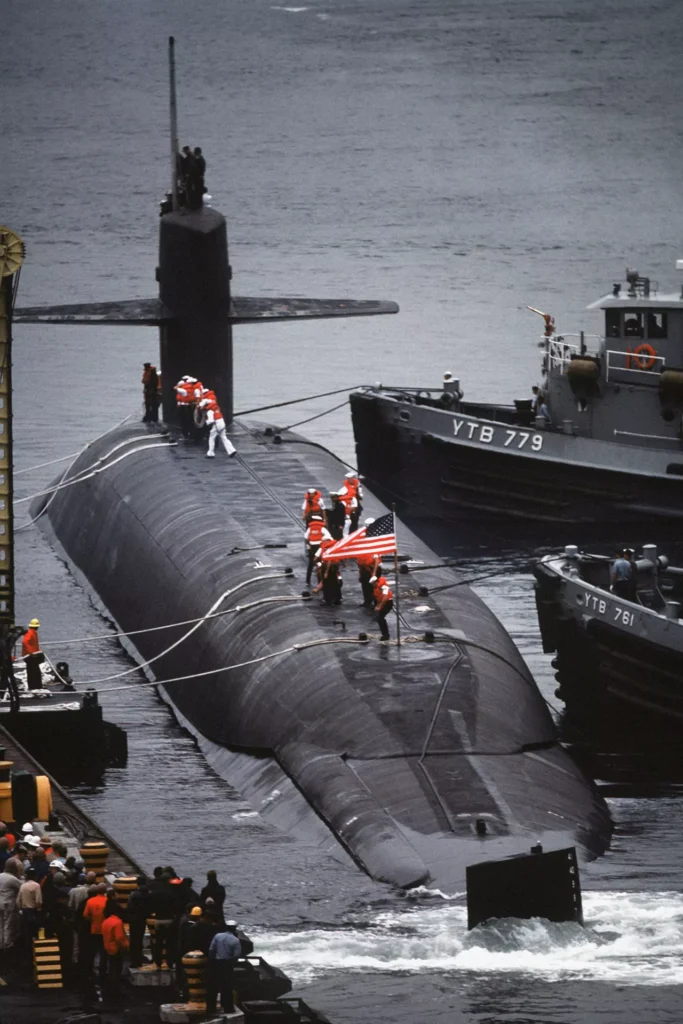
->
[22,618,43,690]
[142,363,160,423]
[302,488,324,524]
[339,472,363,532]
[370,576,393,641]
[197,390,237,458]
[174,376,203,437]
[304,514,332,586]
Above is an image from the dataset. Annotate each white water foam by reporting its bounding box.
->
[255,892,683,987]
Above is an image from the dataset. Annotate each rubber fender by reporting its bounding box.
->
[36,775,52,821]
[11,771,37,825]
[567,356,600,381]
[659,368,683,406]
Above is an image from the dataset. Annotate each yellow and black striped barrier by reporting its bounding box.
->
[182,950,207,1007]
[33,934,62,989]
[79,840,110,880]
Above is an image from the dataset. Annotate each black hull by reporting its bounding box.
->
[33,421,611,890]
[351,395,683,549]
[535,585,683,750]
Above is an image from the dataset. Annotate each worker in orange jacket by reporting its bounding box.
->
[21,618,43,690]
[174,376,204,437]
[83,883,108,983]
[102,898,129,993]
[338,472,363,532]
[197,391,237,458]
[304,514,332,586]
[301,488,324,523]
[371,575,394,641]
[141,363,160,423]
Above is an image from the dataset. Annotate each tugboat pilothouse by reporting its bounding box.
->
[350,262,683,534]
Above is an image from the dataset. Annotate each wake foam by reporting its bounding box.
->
[255,891,683,986]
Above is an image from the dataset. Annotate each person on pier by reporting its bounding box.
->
[21,618,43,690]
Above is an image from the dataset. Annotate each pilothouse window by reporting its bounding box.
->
[623,312,644,338]
[647,312,667,339]
[605,309,620,337]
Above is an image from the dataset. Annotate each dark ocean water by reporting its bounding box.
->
[3,0,683,1020]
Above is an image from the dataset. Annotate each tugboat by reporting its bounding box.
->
[534,543,683,740]
[350,262,683,537]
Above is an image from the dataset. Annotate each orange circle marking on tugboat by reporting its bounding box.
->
[632,343,657,370]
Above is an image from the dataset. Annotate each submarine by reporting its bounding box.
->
[14,42,611,891]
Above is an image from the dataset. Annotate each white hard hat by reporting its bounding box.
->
[345,472,356,479]
[21,823,34,833]
[307,488,317,493]
[225,919,238,927]
[26,835,41,848]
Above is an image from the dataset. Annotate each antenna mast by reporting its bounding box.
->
[169,36,179,212]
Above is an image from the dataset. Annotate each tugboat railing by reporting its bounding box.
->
[547,337,581,373]
[605,348,665,382]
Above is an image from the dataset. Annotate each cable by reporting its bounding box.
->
[96,635,369,696]
[233,385,363,418]
[70,572,293,685]
[14,439,177,506]
[38,595,299,648]
[281,399,350,432]
[428,565,533,593]
[14,414,138,527]
[15,451,83,475]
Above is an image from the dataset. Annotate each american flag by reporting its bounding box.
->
[321,512,396,561]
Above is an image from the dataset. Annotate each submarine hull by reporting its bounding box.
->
[35,420,611,890]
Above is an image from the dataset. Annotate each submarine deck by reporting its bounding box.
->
[35,415,612,889]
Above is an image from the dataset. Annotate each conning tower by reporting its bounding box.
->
[15,39,398,424]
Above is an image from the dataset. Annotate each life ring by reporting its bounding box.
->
[631,343,657,371]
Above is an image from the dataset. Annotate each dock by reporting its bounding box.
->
[0,722,142,876]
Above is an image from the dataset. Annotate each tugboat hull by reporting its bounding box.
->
[351,391,683,544]
[534,555,683,744]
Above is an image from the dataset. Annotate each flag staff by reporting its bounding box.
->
[392,504,401,647]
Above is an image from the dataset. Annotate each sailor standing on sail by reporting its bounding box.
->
[197,390,237,459]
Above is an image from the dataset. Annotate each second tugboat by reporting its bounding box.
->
[535,544,683,738]
[351,261,683,536]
